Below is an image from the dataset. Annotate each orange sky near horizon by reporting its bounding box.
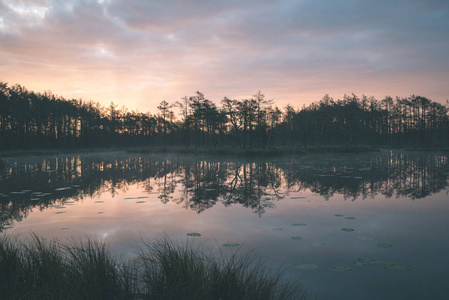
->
[1,0,448,114]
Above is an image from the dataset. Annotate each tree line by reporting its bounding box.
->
[1,81,448,150]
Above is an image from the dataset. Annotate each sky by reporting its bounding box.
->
[1,0,448,113]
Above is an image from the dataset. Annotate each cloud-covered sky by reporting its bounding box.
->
[1,0,448,112]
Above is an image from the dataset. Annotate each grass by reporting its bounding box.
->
[0,234,307,300]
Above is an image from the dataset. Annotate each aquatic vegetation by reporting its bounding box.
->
[291,236,302,240]
[384,264,410,271]
[357,236,373,241]
[136,201,146,203]
[334,214,344,217]
[187,232,202,237]
[291,223,307,226]
[341,228,355,232]
[0,235,306,299]
[290,197,306,199]
[377,243,393,248]
[296,264,318,270]
[272,228,283,230]
[313,243,327,247]
[344,217,356,220]
[353,257,409,271]
[222,243,240,247]
[330,266,351,272]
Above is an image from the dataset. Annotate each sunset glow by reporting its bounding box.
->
[1,0,448,112]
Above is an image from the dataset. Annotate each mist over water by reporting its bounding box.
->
[1,150,448,300]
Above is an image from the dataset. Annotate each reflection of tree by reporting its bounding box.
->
[1,152,449,229]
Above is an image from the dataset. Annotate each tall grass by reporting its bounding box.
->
[0,235,307,300]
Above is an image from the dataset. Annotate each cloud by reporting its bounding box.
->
[0,0,448,112]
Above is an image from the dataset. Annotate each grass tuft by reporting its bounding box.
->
[0,235,307,300]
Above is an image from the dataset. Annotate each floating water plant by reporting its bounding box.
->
[384,264,410,271]
[357,236,373,241]
[291,223,307,226]
[222,243,240,247]
[330,266,351,272]
[353,257,409,271]
[345,217,356,220]
[60,228,70,230]
[186,232,201,237]
[94,201,104,203]
[341,228,355,232]
[291,236,302,240]
[291,197,306,199]
[334,214,344,217]
[377,243,393,248]
[297,264,318,270]
[136,201,146,203]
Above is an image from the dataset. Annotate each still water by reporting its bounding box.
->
[1,150,448,300]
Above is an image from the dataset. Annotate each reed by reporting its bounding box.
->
[0,235,307,300]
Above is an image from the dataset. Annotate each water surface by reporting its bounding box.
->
[1,151,448,300]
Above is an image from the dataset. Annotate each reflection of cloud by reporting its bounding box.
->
[0,0,448,112]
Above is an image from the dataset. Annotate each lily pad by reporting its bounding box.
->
[377,243,393,248]
[187,232,201,237]
[297,264,318,270]
[345,217,356,220]
[291,236,302,240]
[334,214,344,217]
[357,236,373,241]
[222,243,240,247]
[330,266,351,272]
[341,228,355,232]
[355,257,377,266]
[94,201,104,203]
[313,242,327,247]
[291,223,307,226]
[384,264,410,271]
[136,201,146,203]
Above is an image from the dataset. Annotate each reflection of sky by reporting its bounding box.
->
[8,179,449,300]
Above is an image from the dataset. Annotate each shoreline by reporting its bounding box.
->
[0,145,448,159]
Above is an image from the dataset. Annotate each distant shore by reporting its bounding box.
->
[1,145,448,159]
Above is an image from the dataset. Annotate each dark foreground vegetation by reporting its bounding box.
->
[0,235,304,300]
[1,81,449,151]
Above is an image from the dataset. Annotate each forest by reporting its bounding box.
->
[1,81,448,150]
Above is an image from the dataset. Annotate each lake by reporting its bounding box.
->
[1,150,448,300]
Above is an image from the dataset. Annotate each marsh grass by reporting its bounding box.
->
[0,235,306,300]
